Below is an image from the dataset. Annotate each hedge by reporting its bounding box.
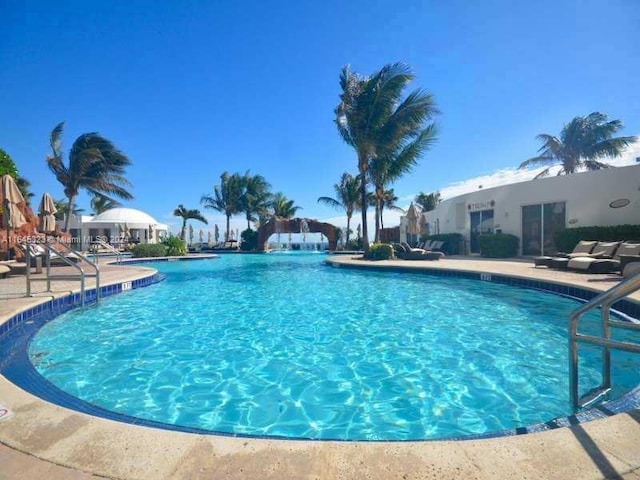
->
[366,243,394,260]
[130,243,168,258]
[554,225,640,253]
[419,233,463,255]
[478,233,519,258]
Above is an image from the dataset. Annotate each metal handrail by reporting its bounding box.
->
[91,238,122,264]
[569,270,640,409]
[25,240,101,308]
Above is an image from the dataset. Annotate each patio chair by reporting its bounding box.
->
[533,240,598,268]
[549,241,621,270]
[567,242,640,274]
[393,243,444,261]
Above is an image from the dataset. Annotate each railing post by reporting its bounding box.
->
[569,316,580,410]
[602,303,612,391]
[25,244,31,297]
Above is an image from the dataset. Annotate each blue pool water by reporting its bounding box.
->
[28,254,640,440]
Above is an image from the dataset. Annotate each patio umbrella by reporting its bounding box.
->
[188,224,194,245]
[207,231,212,247]
[149,224,155,243]
[1,174,26,259]
[38,192,58,234]
[214,224,219,243]
[419,214,428,235]
[199,229,204,245]
[406,203,420,246]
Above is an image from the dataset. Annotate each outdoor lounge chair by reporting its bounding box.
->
[548,241,621,270]
[0,264,10,278]
[533,240,598,267]
[567,242,640,274]
[393,243,444,261]
[19,243,81,267]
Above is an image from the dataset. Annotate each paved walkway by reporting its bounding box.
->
[0,256,639,479]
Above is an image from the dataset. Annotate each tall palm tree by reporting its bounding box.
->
[317,173,361,245]
[369,123,437,241]
[414,191,441,212]
[173,204,208,240]
[201,172,244,241]
[241,171,272,229]
[91,194,122,215]
[271,192,302,219]
[519,112,637,178]
[46,122,133,231]
[335,62,439,253]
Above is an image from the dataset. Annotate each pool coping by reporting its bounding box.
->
[1,256,640,479]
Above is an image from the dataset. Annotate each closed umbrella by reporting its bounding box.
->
[188,224,194,245]
[1,174,26,259]
[214,224,219,244]
[38,193,58,234]
[207,231,212,247]
[199,229,204,245]
[149,224,155,243]
[406,203,420,245]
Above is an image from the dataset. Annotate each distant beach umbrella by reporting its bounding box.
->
[38,192,58,234]
[189,224,194,245]
[122,222,130,241]
[199,229,204,244]
[214,224,219,243]
[207,231,212,247]
[1,174,26,259]
[419,214,427,235]
[149,224,156,243]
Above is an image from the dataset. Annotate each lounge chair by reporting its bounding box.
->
[20,243,81,267]
[393,243,444,261]
[548,241,621,270]
[534,240,598,268]
[567,242,640,274]
[0,264,10,278]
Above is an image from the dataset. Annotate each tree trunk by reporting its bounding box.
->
[374,194,382,243]
[380,204,385,231]
[359,154,369,254]
[226,215,231,241]
[63,194,76,232]
[180,219,187,240]
[346,214,351,246]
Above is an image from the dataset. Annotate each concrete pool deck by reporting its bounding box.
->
[1,255,639,479]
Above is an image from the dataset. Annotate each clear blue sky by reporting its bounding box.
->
[1,0,638,233]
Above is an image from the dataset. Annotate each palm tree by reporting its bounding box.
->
[173,204,208,240]
[91,194,122,215]
[415,191,441,212]
[519,112,637,178]
[378,188,405,231]
[271,192,302,219]
[317,173,361,245]
[335,62,439,253]
[53,198,85,221]
[201,172,244,241]
[46,122,133,231]
[369,123,437,241]
[241,171,272,229]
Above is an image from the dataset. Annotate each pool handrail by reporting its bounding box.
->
[569,270,640,409]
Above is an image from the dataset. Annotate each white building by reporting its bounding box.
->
[61,207,169,251]
[400,164,640,256]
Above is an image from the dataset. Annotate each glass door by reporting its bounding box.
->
[522,202,566,256]
[469,209,494,253]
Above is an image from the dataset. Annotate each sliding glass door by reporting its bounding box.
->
[521,202,566,256]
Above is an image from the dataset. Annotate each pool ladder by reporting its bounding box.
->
[25,241,100,308]
[569,270,640,409]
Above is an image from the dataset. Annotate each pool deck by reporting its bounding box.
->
[1,255,640,479]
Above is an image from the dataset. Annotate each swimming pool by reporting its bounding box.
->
[23,254,640,440]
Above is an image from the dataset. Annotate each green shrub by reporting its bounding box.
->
[240,228,258,251]
[130,243,168,258]
[366,243,394,260]
[345,238,363,250]
[555,225,640,253]
[479,233,519,258]
[419,233,463,255]
[162,235,187,256]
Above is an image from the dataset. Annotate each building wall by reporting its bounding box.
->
[413,164,640,254]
